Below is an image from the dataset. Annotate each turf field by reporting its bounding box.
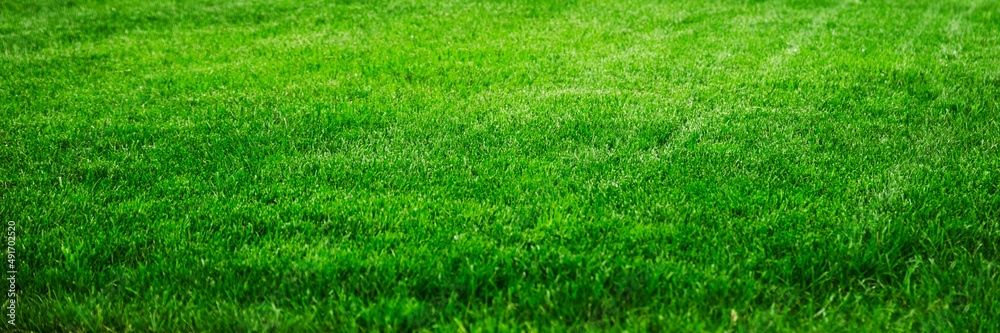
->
[2,0,999,331]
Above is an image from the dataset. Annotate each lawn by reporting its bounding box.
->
[2,0,999,331]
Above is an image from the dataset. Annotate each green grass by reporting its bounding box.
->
[2,0,999,331]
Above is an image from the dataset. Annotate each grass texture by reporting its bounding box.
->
[2,0,999,331]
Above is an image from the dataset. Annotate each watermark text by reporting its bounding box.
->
[6,221,15,326]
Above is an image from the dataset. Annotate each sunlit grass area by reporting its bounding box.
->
[2,0,999,331]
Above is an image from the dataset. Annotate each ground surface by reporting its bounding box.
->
[2,0,999,331]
